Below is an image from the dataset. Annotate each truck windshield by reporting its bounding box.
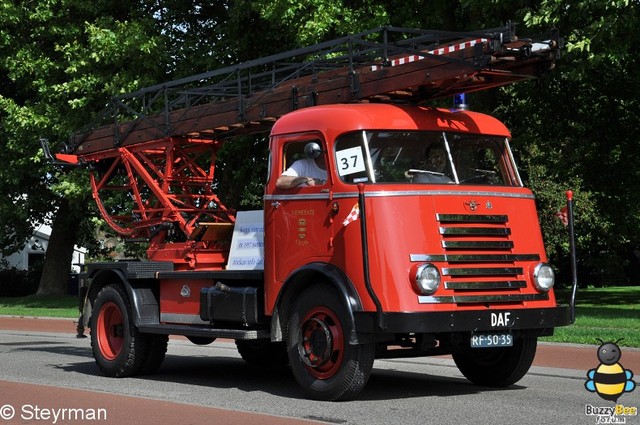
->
[334,130,521,186]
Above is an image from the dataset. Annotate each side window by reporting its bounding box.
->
[279,138,328,188]
[282,143,307,172]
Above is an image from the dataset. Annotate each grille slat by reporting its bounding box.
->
[442,241,514,249]
[445,280,527,290]
[437,214,507,223]
[443,267,522,276]
[439,227,511,236]
[410,254,539,263]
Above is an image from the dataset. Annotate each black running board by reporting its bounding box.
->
[138,323,269,340]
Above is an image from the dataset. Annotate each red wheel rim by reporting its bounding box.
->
[299,306,345,379]
[96,301,124,360]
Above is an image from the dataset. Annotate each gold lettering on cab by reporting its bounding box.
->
[296,218,309,246]
[292,209,315,216]
[297,219,307,239]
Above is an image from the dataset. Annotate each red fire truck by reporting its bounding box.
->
[49,24,575,400]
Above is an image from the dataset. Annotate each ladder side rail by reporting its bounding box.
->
[113,27,385,100]
[70,36,359,150]
[360,37,492,69]
[112,94,169,146]
[173,71,242,114]
[69,103,122,151]
[152,30,490,116]
[75,26,490,124]
[75,44,500,152]
[72,42,359,150]
[237,66,245,121]
[176,26,512,100]
[378,24,512,54]
[70,85,173,152]
[67,24,556,156]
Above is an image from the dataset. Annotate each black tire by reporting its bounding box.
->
[139,334,169,375]
[90,285,148,377]
[452,337,537,387]
[236,339,288,367]
[286,285,375,401]
[187,336,216,345]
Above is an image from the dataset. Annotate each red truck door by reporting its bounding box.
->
[264,135,336,306]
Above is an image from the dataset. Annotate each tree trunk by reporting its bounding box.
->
[37,199,81,296]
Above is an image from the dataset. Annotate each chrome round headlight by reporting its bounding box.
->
[532,263,555,292]
[411,263,441,295]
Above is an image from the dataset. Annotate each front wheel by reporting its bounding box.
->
[452,337,537,387]
[286,285,374,401]
[90,285,148,377]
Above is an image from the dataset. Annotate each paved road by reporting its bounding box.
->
[0,316,638,425]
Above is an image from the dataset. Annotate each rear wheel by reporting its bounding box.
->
[91,285,148,377]
[452,337,537,387]
[139,334,168,375]
[286,285,374,401]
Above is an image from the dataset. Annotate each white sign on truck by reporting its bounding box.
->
[227,210,265,270]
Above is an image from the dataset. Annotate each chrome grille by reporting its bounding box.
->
[414,213,547,304]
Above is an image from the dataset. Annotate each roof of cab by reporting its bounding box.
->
[270,103,511,140]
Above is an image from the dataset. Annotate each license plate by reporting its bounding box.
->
[470,333,513,348]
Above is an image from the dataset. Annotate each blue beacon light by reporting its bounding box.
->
[453,93,468,110]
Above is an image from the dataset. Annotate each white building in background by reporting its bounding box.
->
[1,223,86,272]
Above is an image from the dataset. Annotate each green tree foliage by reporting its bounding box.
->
[505,0,640,283]
[0,0,165,294]
[1,0,639,292]
[146,1,229,74]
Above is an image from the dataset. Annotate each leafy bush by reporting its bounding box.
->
[0,267,40,297]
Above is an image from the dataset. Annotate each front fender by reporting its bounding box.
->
[271,262,363,344]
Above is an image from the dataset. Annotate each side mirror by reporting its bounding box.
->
[304,141,323,159]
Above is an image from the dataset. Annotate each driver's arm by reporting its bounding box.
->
[276,175,323,189]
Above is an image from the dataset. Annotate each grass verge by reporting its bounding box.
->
[0,295,79,318]
[0,287,638,348]
[542,286,640,348]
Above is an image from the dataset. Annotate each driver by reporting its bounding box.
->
[406,144,453,183]
[276,141,327,189]
[426,145,448,173]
